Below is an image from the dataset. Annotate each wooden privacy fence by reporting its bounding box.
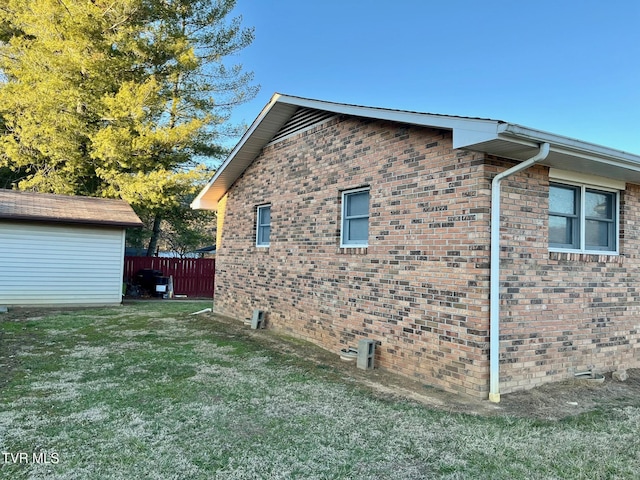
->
[123,256,215,298]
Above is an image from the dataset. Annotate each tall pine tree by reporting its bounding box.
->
[0,0,257,254]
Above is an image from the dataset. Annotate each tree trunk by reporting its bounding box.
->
[146,214,162,257]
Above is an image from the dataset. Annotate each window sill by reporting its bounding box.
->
[548,250,622,263]
[338,247,368,255]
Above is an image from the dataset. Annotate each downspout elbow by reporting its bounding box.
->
[489,142,550,403]
[491,142,550,189]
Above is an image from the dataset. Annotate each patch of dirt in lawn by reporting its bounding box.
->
[213,315,640,420]
[496,371,640,419]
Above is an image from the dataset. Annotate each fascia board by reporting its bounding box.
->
[277,95,503,136]
[192,94,503,210]
[191,93,640,210]
[454,121,640,172]
[191,94,286,210]
[499,123,640,170]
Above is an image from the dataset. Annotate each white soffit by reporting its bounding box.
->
[457,123,640,184]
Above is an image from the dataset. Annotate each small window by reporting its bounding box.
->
[549,184,580,249]
[256,205,271,247]
[549,183,617,253]
[341,188,369,247]
[585,189,616,250]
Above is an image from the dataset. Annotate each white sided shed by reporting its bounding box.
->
[0,190,142,306]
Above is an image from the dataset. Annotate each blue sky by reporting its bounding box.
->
[225,0,640,154]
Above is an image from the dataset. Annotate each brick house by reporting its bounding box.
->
[192,94,640,400]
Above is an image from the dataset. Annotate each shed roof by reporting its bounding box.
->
[0,190,143,228]
[191,93,640,210]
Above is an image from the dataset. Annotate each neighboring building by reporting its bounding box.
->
[0,190,142,306]
[192,93,640,400]
[193,245,216,258]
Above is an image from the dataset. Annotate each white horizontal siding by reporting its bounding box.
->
[0,222,125,306]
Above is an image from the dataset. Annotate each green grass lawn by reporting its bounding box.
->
[1,301,639,479]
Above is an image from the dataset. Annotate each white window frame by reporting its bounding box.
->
[256,204,271,247]
[340,187,370,248]
[548,181,620,255]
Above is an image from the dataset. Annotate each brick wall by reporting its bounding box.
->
[215,115,493,397]
[213,114,640,398]
[495,161,640,394]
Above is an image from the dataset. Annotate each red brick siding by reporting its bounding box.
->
[214,116,492,397]
[495,161,640,393]
[214,114,640,398]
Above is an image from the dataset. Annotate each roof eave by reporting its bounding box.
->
[191,94,289,210]
[0,215,143,228]
[191,94,640,211]
[191,94,504,210]
[455,123,640,184]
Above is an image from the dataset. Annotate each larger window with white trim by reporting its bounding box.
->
[549,182,618,253]
[256,204,271,247]
[341,188,370,247]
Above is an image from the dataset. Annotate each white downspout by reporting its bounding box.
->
[489,142,550,403]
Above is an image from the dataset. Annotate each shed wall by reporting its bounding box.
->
[0,222,125,306]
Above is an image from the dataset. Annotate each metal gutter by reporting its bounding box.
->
[489,142,550,403]
[498,123,640,165]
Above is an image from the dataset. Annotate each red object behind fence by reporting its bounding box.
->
[123,256,215,298]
